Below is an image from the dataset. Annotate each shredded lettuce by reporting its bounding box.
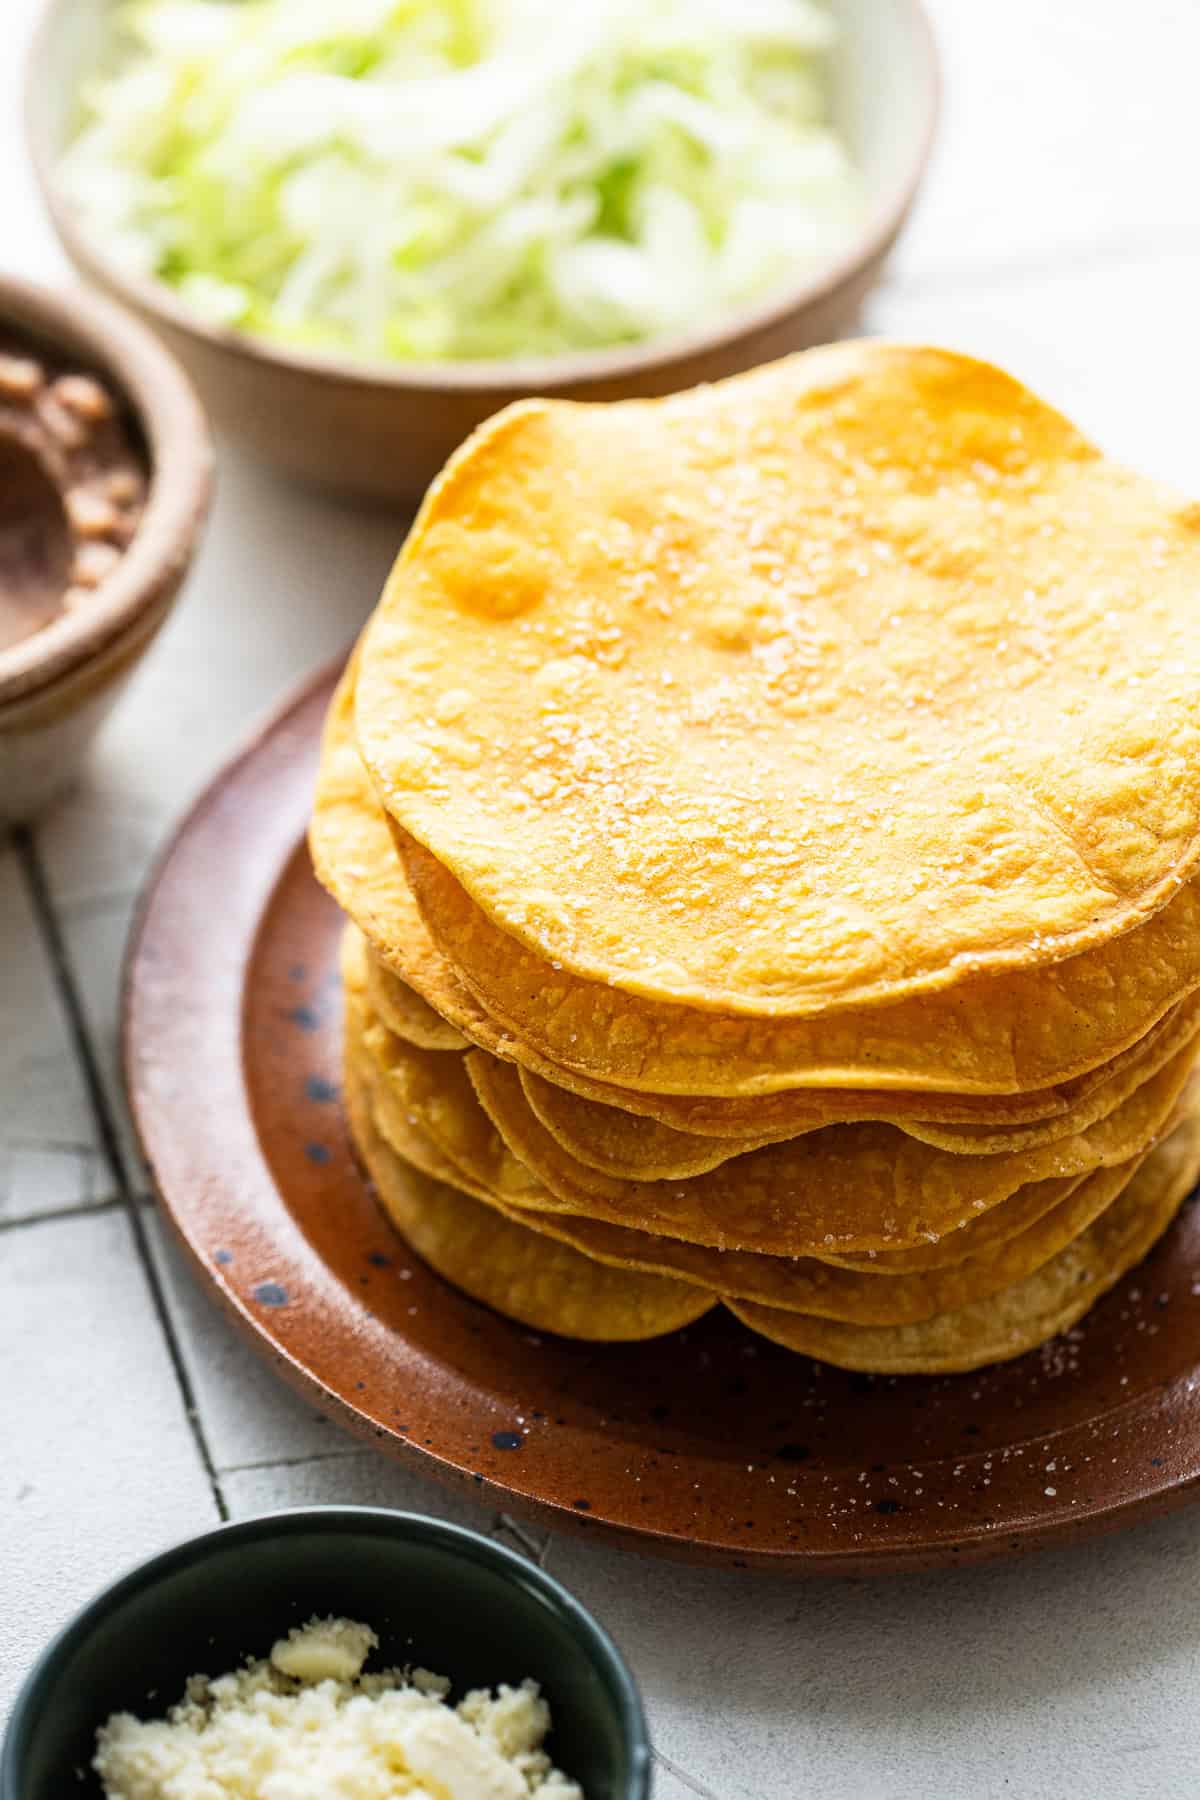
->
[61,0,862,363]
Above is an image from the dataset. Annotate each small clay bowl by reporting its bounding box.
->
[0,275,212,822]
[28,0,938,503]
[0,1507,651,1800]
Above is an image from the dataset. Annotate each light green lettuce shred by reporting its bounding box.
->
[61,0,862,363]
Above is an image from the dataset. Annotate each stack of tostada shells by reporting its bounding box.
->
[311,341,1200,1374]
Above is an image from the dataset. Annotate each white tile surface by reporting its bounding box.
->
[144,1210,341,1471]
[0,1209,217,1720]
[5,1144,102,1220]
[544,1515,1200,1800]
[51,898,147,1189]
[0,850,108,1223]
[651,1761,720,1800]
[5,0,1200,1793]
[223,1448,499,1534]
[894,0,1200,285]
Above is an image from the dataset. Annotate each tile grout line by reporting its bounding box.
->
[12,824,231,1524]
[0,1194,123,1236]
[653,1749,724,1800]
[219,1448,363,1477]
[7,1132,102,1154]
[495,1513,550,1566]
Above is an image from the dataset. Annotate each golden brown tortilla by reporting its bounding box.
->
[358,343,1200,1017]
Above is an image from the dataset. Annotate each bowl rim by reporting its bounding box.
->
[26,0,939,397]
[0,1504,653,1800]
[0,273,213,707]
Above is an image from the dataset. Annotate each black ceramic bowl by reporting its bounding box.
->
[1,1507,652,1800]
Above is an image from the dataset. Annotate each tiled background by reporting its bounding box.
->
[4,5,1200,1795]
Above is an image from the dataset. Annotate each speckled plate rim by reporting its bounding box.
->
[122,659,1200,1575]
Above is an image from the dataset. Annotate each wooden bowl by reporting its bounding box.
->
[0,276,212,822]
[27,0,938,503]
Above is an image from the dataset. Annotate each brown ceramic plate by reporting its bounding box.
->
[125,663,1200,1574]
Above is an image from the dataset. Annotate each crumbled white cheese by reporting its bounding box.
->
[269,1613,377,1682]
[94,1615,585,1799]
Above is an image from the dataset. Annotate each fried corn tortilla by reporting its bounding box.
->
[349,1005,1199,1350]
[353,982,1107,1277]
[403,831,1200,1100]
[728,1103,1200,1372]
[520,999,1200,1177]
[322,340,1200,1371]
[310,660,498,1049]
[341,934,515,1193]
[819,1171,1086,1274]
[357,342,1200,1020]
[349,981,1184,1330]
[345,1049,715,1341]
[344,926,551,1209]
[364,941,468,1053]
[514,989,1200,1134]
[361,1035,541,1211]
[313,662,1200,1125]
[487,1148,1150,1326]
[346,984,1200,1355]
[343,996,470,1201]
[520,1065,777,1178]
[348,1023,511,1213]
[898,998,1200,1151]
[467,1041,1198,1255]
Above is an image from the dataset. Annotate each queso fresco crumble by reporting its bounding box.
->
[93,1615,585,1799]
